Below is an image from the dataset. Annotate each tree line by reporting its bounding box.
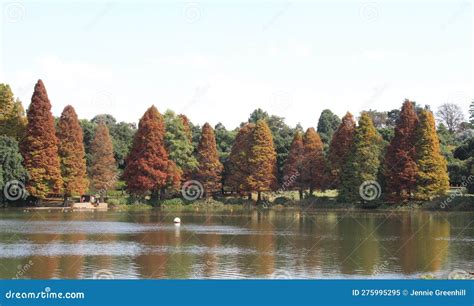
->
[0,80,473,205]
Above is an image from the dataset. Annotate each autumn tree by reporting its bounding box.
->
[20,80,63,200]
[89,122,117,197]
[0,84,27,140]
[414,110,450,200]
[327,112,356,189]
[383,100,419,201]
[194,123,224,195]
[282,131,305,199]
[338,113,382,203]
[247,120,277,201]
[57,105,89,196]
[123,106,180,200]
[301,127,325,195]
[225,123,254,195]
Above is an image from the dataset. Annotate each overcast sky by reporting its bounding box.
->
[0,0,472,129]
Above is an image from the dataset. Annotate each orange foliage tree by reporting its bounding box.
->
[57,105,89,196]
[282,131,305,199]
[301,127,325,195]
[89,122,117,197]
[21,80,63,199]
[194,123,224,195]
[247,120,277,201]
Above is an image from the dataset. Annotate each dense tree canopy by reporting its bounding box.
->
[225,123,254,193]
[0,84,27,141]
[57,105,89,196]
[21,80,63,199]
[283,131,305,199]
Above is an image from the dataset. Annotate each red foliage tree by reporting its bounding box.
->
[225,123,255,196]
[57,105,89,196]
[123,106,179,199]
[327,112,356,189]
[195,123,224,195]
[21,80,63,199]
[383,100,419,201]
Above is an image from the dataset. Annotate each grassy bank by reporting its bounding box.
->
[104,191,473,212]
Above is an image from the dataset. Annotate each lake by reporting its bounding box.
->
[0,209,472,279]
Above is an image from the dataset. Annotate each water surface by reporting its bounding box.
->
[0,209,472,279]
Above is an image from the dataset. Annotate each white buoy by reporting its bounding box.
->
[173,217,181,224]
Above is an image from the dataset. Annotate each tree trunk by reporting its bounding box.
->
[257,191,262,202]
[299,189,303,200]
[248,193,252,200]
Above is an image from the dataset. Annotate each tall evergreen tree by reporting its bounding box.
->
[383,100,419,201]
[247,120,277,201]
[328,112,356,189]
[301,127,325,195]
[57,105,89,196]
[123,106,179,199]
[195,123,223,195]
[317,109,341,144]
[338,113,382,203]
[164,111,198,180]
[90,122,117,197]
[178,114,193,142]
[225,123,254,195]
[283,131,305,199]
[415,110,450,200]
[21,80,63,199]
[470,101,474,125]
[0,136,28,202]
